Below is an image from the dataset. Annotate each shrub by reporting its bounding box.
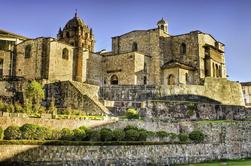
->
[6,104,15,113]
[49,129,61,140]
[0,100,6,111]
[14,103,24,113]
[189,130,205,143]
[147,131,155,137]
[100,128,113,142]
[20,124,39,140]
[124,125,138,132]
[138,129,148,141]
[89,130,100,141]
[126,108,139,119]
[178,133,189,143]
[112,129,125,141]
[73,128,86,141]
[0,127,3,140]
[35,126,51,140]
[20,124,51,140]
[156,131,168,138]
[60,128,74,140]
[169,133,177,140]
[125,129,139,141]
[4,126,21,140]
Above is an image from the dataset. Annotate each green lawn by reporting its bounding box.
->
[177,159,251,166]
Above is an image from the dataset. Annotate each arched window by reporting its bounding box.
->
[25,45,32,58]
[160,25,165,30]
[85,33,88,39]
[0,59,3,78]
[110,75,118,85]
[168,74,175,85]
[62,48,69,60]
[215,64,219,77]
[180,43,186,55]
[66,32,70,38]
[132,42,138,52]
[143,76,147,85]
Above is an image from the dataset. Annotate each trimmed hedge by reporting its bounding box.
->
[100,128,113,141]
[0,127,3,140]
[189,130,205,143]
[0,140,188,146]
[4,126,21,140]
[112,129,125,141]
[178,133,189,143]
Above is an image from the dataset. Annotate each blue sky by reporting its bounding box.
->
[0,0,250,82]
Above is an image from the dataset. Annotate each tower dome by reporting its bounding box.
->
[64,14,85,29]
[157,18,168,34]
[57,12,95,51]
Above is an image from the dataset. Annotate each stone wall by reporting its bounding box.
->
[102,52,145,85]
[100,77,245,106]
[45,81,110,114]
[48,41,75,81]
[0,116,115,130]
[0,50,11,76]
[0,143,250,165]
[160,77,244,106]
[103,120,251,144]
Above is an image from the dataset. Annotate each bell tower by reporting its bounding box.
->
[57,12,95,52]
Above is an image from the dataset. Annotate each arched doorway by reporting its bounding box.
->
[110,75,118,85]
[168,74,175,85]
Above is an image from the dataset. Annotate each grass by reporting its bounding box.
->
[175,159,251,166]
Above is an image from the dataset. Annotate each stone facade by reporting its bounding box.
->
[241,82,251,107]
[0,115,116,130]
[0,14,247,110]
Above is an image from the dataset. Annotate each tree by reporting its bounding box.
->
[24,81,45,114]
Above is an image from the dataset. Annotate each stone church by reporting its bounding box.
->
[0,13,247,111]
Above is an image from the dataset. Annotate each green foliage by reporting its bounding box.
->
[6,104,15,113]
[25,81,45,101]
[89,130,100,141]
[178,133,189,143]
[20,124,51,140]
[100,128,113,141]
[138,129,148,141]
[73,128,86,141]
[187,109,195,116]
[4,126,21,140]
[24,81,45,114]
[189,130,205,143]
[147,131,156,137]
[126,108,139,119]
[23,99,33,114]
[156,131,168,138]
[112,129,125,141]
[49,129,61,140]
[14,103,24,113]
[20,124,38,140]
[0,100,6,111]
[0,127,3,140]
[60,128,74,140]
[169,133,177,140]
[124,125,138,131]
[48,98,57,115]
[125,129,139,141]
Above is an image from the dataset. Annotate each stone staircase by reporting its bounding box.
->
[69,81,110,114]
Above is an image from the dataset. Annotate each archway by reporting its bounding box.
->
[110,75,118,85]
[168,74,175,85]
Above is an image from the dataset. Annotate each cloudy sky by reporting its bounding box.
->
[0,0,250,81]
